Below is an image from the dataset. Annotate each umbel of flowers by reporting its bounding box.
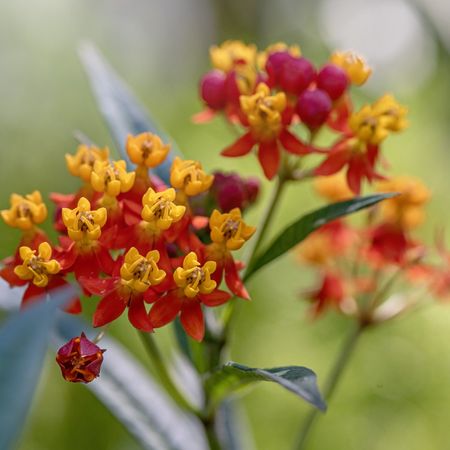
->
[197,40,406,194]
[0,129,261,382]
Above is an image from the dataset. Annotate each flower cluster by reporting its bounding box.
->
[1,131,258,383]
[295,172,450,321]
[197,40,407,193]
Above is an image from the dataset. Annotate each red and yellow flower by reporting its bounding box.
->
[81,247,166,331]
[221,83,311,179]
[149,252,231,341]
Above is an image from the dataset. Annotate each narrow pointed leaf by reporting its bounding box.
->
[54,315,207,450]
[216,399,256,450]
[0,286,76,450]
[206,361,326,411]
[78,42,181,182]
[245,193,396,280]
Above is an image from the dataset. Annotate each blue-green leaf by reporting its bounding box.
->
[0,286,76,450]
[207,361,326,412]
[245,193,396,280]
[78,42,182,182]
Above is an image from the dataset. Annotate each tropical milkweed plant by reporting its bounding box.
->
[1,40,448,450]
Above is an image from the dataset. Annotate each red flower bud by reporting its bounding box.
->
[279,56,316,95]
[297,89,332,130]
[316,64,349,100]
[265,51,292,86]
[56,333,105,383]
[200,70,227,110]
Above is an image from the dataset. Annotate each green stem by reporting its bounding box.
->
[294,323,365,450]
[245,174,287,270]
[138,331,200,416]
[202,412,222,450]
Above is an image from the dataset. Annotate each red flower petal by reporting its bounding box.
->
[258,141,280,180]
[0,265,27,287]
[199,290,232,306]
[180,301,204,342]
[149,291,183,328]
[21,284,45,309]
[279,130,311,155]
[347,157,364,194]
[128,297,153,332]
[95,245,115,276]
[79,276,118,296]
[192,108,216,124]
[93,289,126,327]
[221,132,255,157]
[314,147,349,176]
[224,256,250,300]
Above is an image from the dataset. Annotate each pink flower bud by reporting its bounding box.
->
[279,56,316,95]
[297,89,332,130]
[316,64,349,100]
[200,70,227,110]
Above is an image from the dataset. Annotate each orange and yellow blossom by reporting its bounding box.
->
[330,51,372,86]
[376,176,430,230]
[65,145,109,183]
[1,191,47,231]
[14,242,60,288]
[170,157,214,197]
[126,132,170,169]
[209,208,256,252]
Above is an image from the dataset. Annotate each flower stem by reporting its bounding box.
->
[245,174,287,270]
[294,323,366,450]
[138,331,200,416]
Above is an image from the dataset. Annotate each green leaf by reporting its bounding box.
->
[55,315,207,450]
[78,42,182,183]
[245,193,396,280]
[216,399,256,450]
[0,286,76,450]
[206,361,326,412]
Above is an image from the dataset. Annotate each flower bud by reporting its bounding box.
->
[265,51,292,86]
[316,64,348,100]
[200,70,227,110]
[56,333,105,383]
[279,56,316,95]
[297,89,332,130]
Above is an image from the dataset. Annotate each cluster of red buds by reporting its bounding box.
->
[196,40,406,193]
[296,172,450,321]
[0,132,260,382]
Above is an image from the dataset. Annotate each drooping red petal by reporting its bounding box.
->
[314,147,349,176]
[180,301,204,342]
[221,132,255,157]
[93,289,126,328]
[0,265,27,287]
[258,141,280,180]
[21,284,45,309]
[128,296,153,332]
[279,130,311,155]
[56,241,77,271]
[93,245,114,276]
[149,291,183,328]
[79,276,118,296]
[224,256,250,300]
[346,157,365,194]
[192,108,216,124]
[199,290,232,306]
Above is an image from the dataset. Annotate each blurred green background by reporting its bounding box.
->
[1,0,450,449]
